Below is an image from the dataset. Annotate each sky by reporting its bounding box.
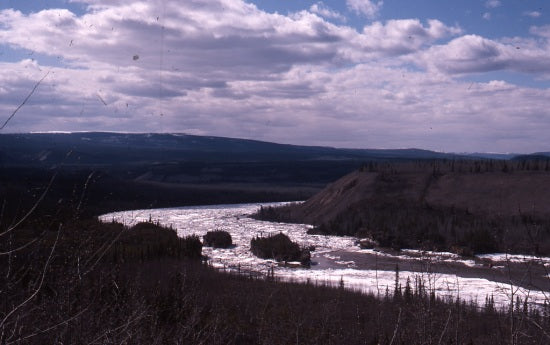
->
[0,0,549,153]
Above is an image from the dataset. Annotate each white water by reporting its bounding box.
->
[100,202,550,308]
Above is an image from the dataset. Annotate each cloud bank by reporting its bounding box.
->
[0,0,549,153]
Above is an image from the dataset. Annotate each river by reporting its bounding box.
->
[100,202,550,309]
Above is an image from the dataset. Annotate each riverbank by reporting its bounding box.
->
[313,249,549,295]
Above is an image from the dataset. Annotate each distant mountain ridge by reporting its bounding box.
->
[1,132,536,167]
[0,132,441,166]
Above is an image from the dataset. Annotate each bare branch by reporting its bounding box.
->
[85,307,147,345]
[389,308,402,345]
[438,309,452,345]
[0,237,38,255]
[0,224,61,329]
[0,171,57,238]
[76,171,96,214]
[0,71,50,130]
[82,226,126,276]
[6,308,88,345]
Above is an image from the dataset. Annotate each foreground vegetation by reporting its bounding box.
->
[3,217,550,344]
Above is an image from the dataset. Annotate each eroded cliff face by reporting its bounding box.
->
[294,169,550,225]
[262,165,550,254]
[296,170,379,225]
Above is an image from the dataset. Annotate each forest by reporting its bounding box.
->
[2,154,550,343]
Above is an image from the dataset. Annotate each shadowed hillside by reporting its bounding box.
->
[0,132,468,193]
[0,132,465,167]
[256,160,550,255]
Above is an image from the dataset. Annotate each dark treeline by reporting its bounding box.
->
[358,157,550,174]
[0,167,314,223]
[306,202,550,255]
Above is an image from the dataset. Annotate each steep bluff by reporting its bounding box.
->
[258,163,550,254]
[295,169,550,223]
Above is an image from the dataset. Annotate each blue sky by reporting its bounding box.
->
[0,0,549,153]
[1,0,86,14]
[252,0,547,38]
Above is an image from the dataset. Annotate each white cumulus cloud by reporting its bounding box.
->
[356,19,461,56]
[346,0,383,19]
[485,0,501,9]
[310,2,346,22]
[419,34,550,76]
[530,25,550,38]
[524,11,542,18]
